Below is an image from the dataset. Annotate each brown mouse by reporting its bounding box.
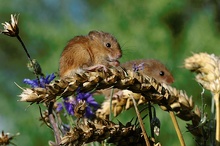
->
[121,59,174,84]
[59,30,122,78]
[100,59,174,97]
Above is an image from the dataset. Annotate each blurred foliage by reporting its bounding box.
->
[0,0,220,145]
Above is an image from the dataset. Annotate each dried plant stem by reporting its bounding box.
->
[16,35,32,62]
[130,95,150,146]
[16,35,41,83]
[48,102,61,144]
[109,88,114,121]
[148,102,154,138]
[214,93,220,145]
[169,111,185,146]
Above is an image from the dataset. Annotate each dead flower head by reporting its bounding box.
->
[0,131,20,145]
[184,53,220,93]
[1,14,19,37]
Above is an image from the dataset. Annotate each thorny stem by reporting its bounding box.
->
[214,92,220,145]
[169,111,185,146]
[48,102,61,144]
[130,94,151,146]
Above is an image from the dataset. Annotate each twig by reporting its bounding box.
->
[109,87,114,121]
[16,35,32,62]
[210,97,216,145]
[16,35,41,83]
[169,111,185,146]
[38,105,52,129]
[148,102,154,138]
[130,94,151,146]
[214,93,220,145]
[48,102,61,144]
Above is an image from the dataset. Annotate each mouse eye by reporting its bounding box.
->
[159,71,164,76]
[106,43,111,48]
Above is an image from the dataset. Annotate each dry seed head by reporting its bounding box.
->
[18,68,162,104]
[184,52,220,93]
[160,83,195,121]
[0,131,20,145]
[60,118,148,146]
[96,82,196,122]
[19,88,41,102]
[185,105,209,140]
[39,110,50,125]
[27,59,44,76]
[1,14,19,37]
[19,68,197,122]
[96,90,147,119]
[74,100,87,119]
[209,79,220,92]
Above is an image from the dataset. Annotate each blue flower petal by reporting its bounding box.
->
[64,101,74,115]
[56,103,63,112]
[45,73,56,84]
[23,73,56,88]
[23,79,39,88]
[57,91,99,119]
[85,107,94,118]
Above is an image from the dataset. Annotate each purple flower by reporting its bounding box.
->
[133,62,145,72]
[56,97,75,115]
[23,73,56,88]
[76,91,99,118]
[56,90,99,119]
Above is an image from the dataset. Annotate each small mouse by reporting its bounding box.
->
[121,59,174,84]
[59,30,122,78]
[100,59,174,97]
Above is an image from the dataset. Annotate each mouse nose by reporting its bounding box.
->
[118,53,122,58]
[166,76,174,84]
[117,50,122,59]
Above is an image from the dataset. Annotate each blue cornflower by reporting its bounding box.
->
[56,97,75,116]
[133,62,145,72]
[76,91,99,118]
[56,90,99,119]
[23,73,56,88]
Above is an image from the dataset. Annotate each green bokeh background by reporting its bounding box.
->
[0,0,219,145]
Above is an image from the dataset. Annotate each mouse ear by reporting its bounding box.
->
[88,30,102,40]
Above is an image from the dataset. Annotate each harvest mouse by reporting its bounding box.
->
[100,59,174,97]
[59,30,122,78]
[121,59,174,84]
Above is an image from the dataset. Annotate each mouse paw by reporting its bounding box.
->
[85,64,108,72]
